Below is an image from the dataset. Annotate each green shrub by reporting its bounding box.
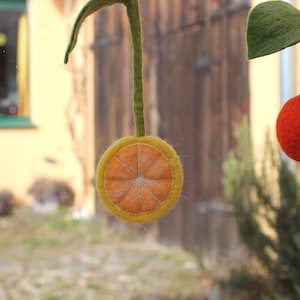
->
[222,117,300,299]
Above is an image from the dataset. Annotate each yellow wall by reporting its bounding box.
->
[250,54,280,154]
[0,0,95,213]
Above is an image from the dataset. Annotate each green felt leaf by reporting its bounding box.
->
[64,0,129,64]
[247,1,300,59]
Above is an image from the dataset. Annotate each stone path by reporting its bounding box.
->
[0,208,214,300]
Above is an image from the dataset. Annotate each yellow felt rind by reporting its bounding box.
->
[95,136,184,223]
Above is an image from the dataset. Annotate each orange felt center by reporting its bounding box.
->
[103,143,173,214]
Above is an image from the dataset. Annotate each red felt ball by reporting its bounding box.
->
[276,95,300,162]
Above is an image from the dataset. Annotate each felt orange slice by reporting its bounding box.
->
[96,136,183,223]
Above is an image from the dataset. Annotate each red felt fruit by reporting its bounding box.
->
[276,95,300,162]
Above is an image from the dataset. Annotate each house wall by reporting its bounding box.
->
[0,0,95,214]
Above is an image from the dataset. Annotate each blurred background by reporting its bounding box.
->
[0,0,299,299]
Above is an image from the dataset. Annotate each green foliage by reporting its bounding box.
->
[247,1,300,59]
[261,294,291,300]
[222,117,300,299]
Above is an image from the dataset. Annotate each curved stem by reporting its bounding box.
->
[126,0,145,137]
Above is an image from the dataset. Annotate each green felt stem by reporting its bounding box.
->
[126,0,145,137]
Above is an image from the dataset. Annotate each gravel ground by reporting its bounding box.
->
[0,207,215,300]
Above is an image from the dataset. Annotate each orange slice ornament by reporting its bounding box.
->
[65,0,184,222]
[96,136,183,222]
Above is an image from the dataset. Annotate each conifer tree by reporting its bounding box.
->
[222,117,300,299]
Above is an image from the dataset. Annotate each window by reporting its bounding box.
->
[0,0,33,128]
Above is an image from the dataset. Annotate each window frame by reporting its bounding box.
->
[0,0,34,129]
